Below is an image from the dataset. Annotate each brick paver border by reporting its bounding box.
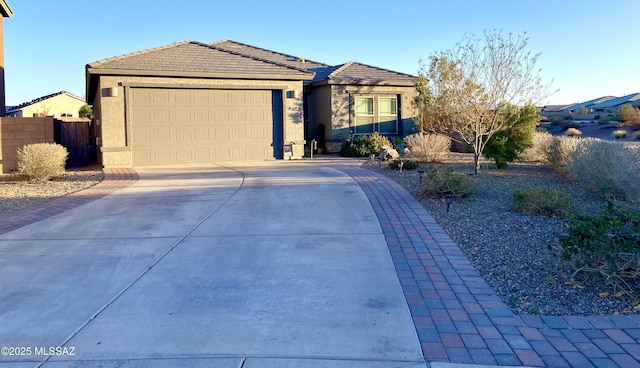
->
[0,168,138,235]
[337,166,640,368]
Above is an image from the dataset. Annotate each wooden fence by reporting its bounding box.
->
[54,119,93,161]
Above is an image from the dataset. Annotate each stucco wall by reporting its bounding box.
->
[12,94,86,118]
[0,117,54,173]
[321,84,417,152]
[92,75,305,167]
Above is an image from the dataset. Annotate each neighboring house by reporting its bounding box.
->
[5,91,87,118]
[540,96,617,115]
[588,93,640,114]
[86,40,417,167]
[0,0,12,117]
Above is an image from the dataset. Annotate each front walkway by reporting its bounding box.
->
[337,165,640,368]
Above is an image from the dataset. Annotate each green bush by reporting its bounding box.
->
[512,186,572,217]
[388,160,419,170]
[483,104,538,168]
[567,138,640,202]
[564,121,581,130]
[340,132,392,157]
[560,200,640,296]
[403,133,451,163]
[547,136,580,173]
[420,166,474,198]
[550,117,563,126]
[598,116,611,125]
[17,143,68,182]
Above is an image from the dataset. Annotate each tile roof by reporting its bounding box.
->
[589,93,640,109]
[314,61,416,85]
[210,40,416,85]
[210,39,329,71]
[87,41,314,78]
[6,91,85,112]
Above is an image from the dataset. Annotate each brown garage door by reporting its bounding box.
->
[129,88,274,166]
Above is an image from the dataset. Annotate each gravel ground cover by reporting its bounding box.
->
[369,153,639,316]
[0,166,104,215]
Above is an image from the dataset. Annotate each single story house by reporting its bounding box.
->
[539,96,616,116]
[6,91,87,118]
[86,40,416,167]
[588,93,640,114]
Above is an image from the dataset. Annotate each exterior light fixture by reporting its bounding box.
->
[445,194,455,213]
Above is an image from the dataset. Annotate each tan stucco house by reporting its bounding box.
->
[86,40,416,167]
[6,91,87,118]
[0,0,13,117]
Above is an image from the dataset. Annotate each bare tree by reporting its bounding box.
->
[413,30,555,175]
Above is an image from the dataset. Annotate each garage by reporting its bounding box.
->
[86,41,311,167]
[128,87,280,166]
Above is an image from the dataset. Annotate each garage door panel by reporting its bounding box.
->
[130,88,274,165]
[175,148,193,162]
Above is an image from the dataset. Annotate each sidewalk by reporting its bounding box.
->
[337,165,640,368]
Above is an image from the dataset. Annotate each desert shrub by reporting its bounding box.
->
[564,121,581,130]
[547,136,580,172]
[550,117,563,126]
[519,131,554,162]
[598,116,611,125]
[403,133,451,163]
[564,127,582,137]
[388,160,419,170]
[483,104,538,168]
[613,129,627,139]
[17,143,68,182]
[560,200,640,297]
[512,186,572,217]
[420,166,474,198]
[340,132,392,157]
[567,138,640,201]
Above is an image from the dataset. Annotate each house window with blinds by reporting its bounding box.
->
[354,96,399,135]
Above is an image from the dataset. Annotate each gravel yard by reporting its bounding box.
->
[369,154,639,316]
[0,166,104,215]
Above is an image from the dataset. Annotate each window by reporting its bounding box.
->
[354,97,374,134]
[61,113,73,117]
[353,96,398,134]
[378,97,397,133]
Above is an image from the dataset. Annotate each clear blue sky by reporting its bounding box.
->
[4,0,639,106]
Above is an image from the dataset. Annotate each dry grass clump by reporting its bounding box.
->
[512,186,573,217]
[612,129,628,139]
[519,131,554,162]
[419,165,474,197]
[564,127,582,137]
[403,133,451,163]
[567,138,640,202]
[17,143,68,183]
[547,136,580,173]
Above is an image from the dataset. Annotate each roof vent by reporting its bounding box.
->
[299,57,306,63]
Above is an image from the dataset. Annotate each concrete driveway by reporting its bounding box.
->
[0,162,425,368]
